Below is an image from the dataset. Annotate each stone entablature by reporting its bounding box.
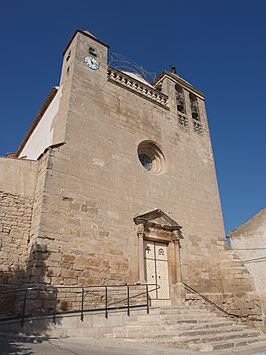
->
[107,66,169,109]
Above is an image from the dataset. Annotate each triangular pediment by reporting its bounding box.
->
[134,209,181,232]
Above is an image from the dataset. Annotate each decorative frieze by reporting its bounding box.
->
[107,67,169,109]
[193,120,204,135]
[178,114,189,128]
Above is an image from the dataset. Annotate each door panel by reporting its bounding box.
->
[155,242,168,261]
[144,240,155,259]
[156,260,170,299]
[144,241,170,300]
[144,258,157,298]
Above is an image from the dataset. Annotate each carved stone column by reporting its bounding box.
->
[136,224,145,283]
[167,240,176,285]
[173,231,182,283]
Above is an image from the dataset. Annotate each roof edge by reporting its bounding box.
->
[62,29,109,56]
[154,71,205,98]
[15,87,58,158]
[230,207,266,237]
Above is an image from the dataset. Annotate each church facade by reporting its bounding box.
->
[0,30,262,318]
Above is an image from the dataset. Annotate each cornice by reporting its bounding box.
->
[154,71,205,99]
[15,87,58,158]
[62,29,109,55]
[107,67,169,109]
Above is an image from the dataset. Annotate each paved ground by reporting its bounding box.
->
[1,333,266,355]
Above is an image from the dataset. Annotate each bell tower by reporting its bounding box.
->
[60,29,109,87]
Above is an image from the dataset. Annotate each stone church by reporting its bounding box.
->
[0,29,262,318]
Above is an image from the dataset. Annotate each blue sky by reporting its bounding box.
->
[0,0,265,233]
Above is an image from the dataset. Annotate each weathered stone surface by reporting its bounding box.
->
[230,208,266,326]
[0,191,34,284]
[0,30,263,324]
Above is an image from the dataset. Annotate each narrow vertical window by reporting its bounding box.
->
[175,84,185,113]
[66,51,71,62]
[189,93,200,120]
[89,47,97,57]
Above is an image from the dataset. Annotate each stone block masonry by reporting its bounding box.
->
[0,191,33,284]
[0,29,264,329]
[0,155,38,287]
[0,157,38,198]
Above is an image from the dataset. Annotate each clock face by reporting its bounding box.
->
[84,56,99,70]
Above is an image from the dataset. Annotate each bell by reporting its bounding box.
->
[178,106,185,113]
[192,110,199,119]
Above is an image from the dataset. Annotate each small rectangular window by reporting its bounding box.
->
[89,47,97,57]
[66,51,71,62]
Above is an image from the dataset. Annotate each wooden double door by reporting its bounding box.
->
[144,240,170,300]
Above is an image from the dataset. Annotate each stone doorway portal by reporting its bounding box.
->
[134,209,183,305]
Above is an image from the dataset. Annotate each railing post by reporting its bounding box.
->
[81,287,84,321]
[53,288,58,325]
[21,289,28,327]
[127,286,130,316]
[105,287,108,319]
[146,284,149,314]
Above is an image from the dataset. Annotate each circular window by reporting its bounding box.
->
[137,141,165,174]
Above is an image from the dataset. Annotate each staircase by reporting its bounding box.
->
[104,303,266,352]
[1,283,266,352]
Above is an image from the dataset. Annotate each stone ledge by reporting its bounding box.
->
[107,67,169,110]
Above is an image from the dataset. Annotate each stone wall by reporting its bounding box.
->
[28,31,260,310]
[0,157,38,287]
[0,30,262,325]
[0,157,38,197]
[0,191,33,286]
[230,208,266,293]
[183,247,263,324]
[230,208,266,327]
[35,31,225,291]
[185,291,262,328]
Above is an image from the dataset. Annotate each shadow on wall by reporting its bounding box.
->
[0,241,51,291]
[0,242,62,342]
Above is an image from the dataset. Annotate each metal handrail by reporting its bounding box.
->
[0,283,160,327]
[183,282,261,322]
[1,283,157,293]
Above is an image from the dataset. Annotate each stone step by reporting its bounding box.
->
[135,309,221,317]
[149,308,217,316]
[102,305,266,352]
[120,319,239,332]
[152,304,216,310]
[127,318,229,328]
[191,335,266,351]
[150,305,213,311]
[112,319,246,331]
[142,329,261,347]
[110,307,265,353]
[110,324,250,339]
[131,314,223,325]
